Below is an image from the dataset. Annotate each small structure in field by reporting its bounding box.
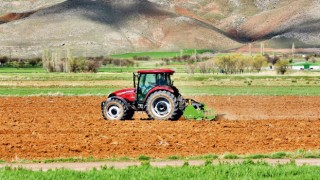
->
[290,62,320,70]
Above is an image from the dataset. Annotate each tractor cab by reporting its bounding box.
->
[134,69,175,103]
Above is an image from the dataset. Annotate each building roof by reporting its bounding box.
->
[137,69,175,74]
[290,62,319,66]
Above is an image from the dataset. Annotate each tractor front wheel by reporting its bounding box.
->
[102,99,129,120]
[146,91,180,120]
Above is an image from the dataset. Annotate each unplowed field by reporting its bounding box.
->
[0,96,320,161]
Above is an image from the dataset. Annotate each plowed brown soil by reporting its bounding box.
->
[0,96,320,161]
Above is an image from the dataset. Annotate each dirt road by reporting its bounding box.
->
[0,96,320,161]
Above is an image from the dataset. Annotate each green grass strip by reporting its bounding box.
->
[0,68,46,73]
[1,162,320,179]
[0,86,320,96]
[0,87,118,96]
[180,86,320,96]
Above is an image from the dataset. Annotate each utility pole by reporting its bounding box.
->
[260,42,265,55]
[9,49,12,63]
[249,43,252,56]
[292,42,295,60]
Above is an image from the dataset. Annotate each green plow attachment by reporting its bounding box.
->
[183,99,216,121]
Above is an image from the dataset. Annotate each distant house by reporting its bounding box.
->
[290,62,320,70]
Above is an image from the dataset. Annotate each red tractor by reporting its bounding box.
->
[101,69,214,121]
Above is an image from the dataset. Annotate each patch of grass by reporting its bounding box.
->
[33,157,99,164]
[270,152,287,159]
[223,153,239,159]
[138,155,150,161]
[1,86,320,96]
[167,156,181,160]
[183,161,189,167]
[6,150,320,165]
[0,67,46,73]
[0,87,118,96]
[141,161,151,167]
[204,159,212,166]
[186,154,219,160]
[2,162,320,179]
[0,72,132,81]
[118,157,132,161]
[245,154,270,159]
[291,149,320,159]
[43,158,80,163]
[180,86,320,96]
[202,154,219,159]
[29,156,134,164]
[0,160,5,164]
[22,149,320,163]
[242,159,255,165]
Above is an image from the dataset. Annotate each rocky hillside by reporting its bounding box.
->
[0,0,320,57]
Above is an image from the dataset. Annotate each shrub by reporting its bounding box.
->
[101,58,113,65]
[138,155,150,161]
[183,161,189,167]
[275,60,289,75]
[87,60,101,73]
[0,56,8,65]
[27,58,41,67]
[182,55,191,60]
[69,58,89,73]
[10,61,20,68]
[133,56,150,61]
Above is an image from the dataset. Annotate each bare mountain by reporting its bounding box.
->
[0,0,241,57]
[1,0,320,57]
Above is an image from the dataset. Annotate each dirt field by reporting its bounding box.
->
[0,96,320,161]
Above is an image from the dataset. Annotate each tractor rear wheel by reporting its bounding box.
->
[146,91,181,120]
[102,99,129,120]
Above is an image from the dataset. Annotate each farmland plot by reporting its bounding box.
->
[0,96,320,161]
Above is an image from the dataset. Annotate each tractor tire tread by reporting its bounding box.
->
[103,98,130,120]
[146,90,181,120]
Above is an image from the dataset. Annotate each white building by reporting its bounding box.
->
[290,62,320,70]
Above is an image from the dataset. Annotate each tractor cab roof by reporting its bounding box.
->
[137,69,175,74]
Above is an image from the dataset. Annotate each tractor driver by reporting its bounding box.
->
[158,73,168,86]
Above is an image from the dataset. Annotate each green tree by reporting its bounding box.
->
[275,60,290,75]
[252,55,267,72]
[216,55,236,74]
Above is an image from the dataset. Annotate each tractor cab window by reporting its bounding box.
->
[157,73,171,86]
[138,74,156,101]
